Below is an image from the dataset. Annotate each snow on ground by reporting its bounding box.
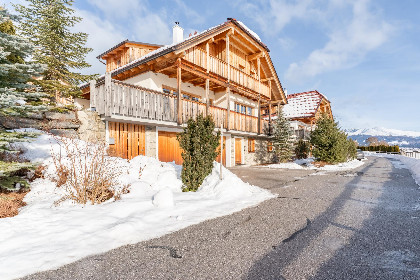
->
[0,131,275,280]
[366,152,420,187]
[266,158,365,171]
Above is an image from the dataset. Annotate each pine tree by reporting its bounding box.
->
[295,139,310,159]
[272,108,293,162]
[14,0,96,100]
[0,8,45,116]
[310,114,355,164]
[177,115,220,192]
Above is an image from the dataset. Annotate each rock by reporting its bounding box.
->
[47,120,80,130]
[45,111,76,121]
[0,116,45,129]
[49,129,79,138]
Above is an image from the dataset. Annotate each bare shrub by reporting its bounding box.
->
[50,137,129,205]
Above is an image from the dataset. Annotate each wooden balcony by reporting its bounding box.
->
[184,47,270,99]
[90,78,269,134]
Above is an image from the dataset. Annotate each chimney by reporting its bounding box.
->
[173,22,183,44]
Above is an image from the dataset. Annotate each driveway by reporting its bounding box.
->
[22,157,420,279]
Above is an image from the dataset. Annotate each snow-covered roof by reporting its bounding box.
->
[283,90,328,119]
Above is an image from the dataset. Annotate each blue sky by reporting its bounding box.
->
[7,0,420,131]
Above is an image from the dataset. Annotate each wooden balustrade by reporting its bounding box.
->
[184,47,270,98]
[91,79,270,134]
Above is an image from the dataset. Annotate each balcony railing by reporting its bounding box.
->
[91,79,269,134]
[184,47,270,99]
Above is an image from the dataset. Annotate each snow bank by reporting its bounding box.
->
[266,158,365,171]
[367,152,420,186]
[0,132,274,280]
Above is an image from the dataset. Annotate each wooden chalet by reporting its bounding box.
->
[80,18,287,167]
[282,90,333,127]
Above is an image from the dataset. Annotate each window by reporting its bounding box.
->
[248,138,255,153]
[267,141,273,152]
[235,102,253,116]
[162,85,202,102]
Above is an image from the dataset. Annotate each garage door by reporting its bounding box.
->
[158,131,183,165]
[108,121,145,160]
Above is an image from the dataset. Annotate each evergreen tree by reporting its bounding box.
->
[14,0,96,100]
[177,115,220,192]
[0,8,44,116]
[310,114,354,164]
[295,139,310,159]
[272,108,293,162]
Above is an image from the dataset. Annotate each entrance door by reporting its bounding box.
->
[108,122,145,159]
[235,138,242,165]
[216,136,226,166]
[158,131,183,165]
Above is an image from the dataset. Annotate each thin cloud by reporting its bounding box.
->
[286,0,394,81]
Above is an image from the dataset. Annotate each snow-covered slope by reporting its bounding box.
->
[0,131,274,280]
[345,127,420,148]
[347,127,420,137]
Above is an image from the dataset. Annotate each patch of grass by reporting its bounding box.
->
[49,105,76,113]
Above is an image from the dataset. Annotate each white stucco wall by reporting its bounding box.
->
[125,72,216,101]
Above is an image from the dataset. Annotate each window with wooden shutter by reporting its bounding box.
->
[248,138,255,153]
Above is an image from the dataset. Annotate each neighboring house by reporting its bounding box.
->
[80,18,287,167]
[282,90,333,128]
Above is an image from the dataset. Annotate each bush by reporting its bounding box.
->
[310,114,355,164]
[295,139,310,159]
[51,137,129,205]
[177,114,220,192]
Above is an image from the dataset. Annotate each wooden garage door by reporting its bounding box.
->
[108,121,145,160]
[235,138,242,165]
[216,136,226,166]
[158,131,183,165]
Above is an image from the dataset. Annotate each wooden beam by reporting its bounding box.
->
[258,95,261,135]
[177,58,182,125]
[248,51,263,61]
[230,36,254,54]
[206,41,210,73]
[205,79,210,116]
[226,87,230,131]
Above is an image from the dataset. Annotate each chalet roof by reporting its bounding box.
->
[96,40,163,60]
[283,90,329,119]
[81,19,275,90]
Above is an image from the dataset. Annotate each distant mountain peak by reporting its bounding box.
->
[346,127,420,137]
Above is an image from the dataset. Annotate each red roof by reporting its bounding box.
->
[283,90,329,119]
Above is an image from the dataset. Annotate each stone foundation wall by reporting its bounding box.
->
[145,126,157,158]
[76,110,106,142]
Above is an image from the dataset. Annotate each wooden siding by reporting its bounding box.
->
[92,79,269,134]
[108,121,145,159]
[158,131,183,165]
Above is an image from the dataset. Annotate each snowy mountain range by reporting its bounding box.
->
[345,127,420,148]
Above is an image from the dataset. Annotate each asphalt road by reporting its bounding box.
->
[21,157,420,280]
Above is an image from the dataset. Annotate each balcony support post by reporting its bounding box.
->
[226,87,230,131]
[205,78,210,116]
[176,58,183,125]
[258,95,261,135]
[226,31,231,131]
